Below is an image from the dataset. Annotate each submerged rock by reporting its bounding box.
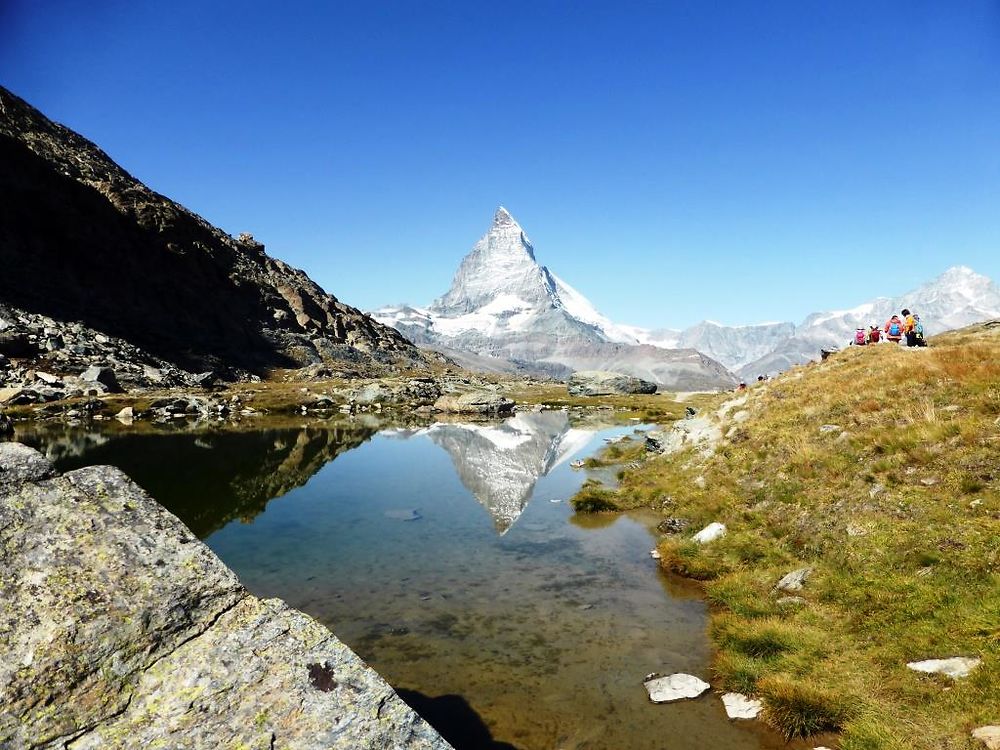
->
[642,672,710,703]
[0,444,450,749]
[384,508,422,521]
[721,692,763,719]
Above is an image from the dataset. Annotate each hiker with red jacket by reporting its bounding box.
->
[884,314,905,343]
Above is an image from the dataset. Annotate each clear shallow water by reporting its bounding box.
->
[19,414,787,750]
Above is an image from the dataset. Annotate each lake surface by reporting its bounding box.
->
[19,412,783,750]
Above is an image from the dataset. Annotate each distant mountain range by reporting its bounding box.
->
[375,208,1000,386]
[631,266,1000,379]
[373,208,736,390]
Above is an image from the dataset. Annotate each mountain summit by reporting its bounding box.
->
[432,207,552,316]
[374,208,736,390]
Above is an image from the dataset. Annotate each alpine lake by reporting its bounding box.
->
[17,410,804,750]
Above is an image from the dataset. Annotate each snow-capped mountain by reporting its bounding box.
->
[661,266,1000,380]
[374,208,736,390]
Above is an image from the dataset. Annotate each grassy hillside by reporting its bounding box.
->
[599,322,1000,748]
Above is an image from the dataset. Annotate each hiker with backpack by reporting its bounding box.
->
[903,309,920,347]
[911,314,927,347]
[868,325,882,344]
[884,314,905,343]
[852,328,867,346]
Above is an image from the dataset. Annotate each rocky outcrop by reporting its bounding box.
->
[0,442,450,749]
[567,370,658,396]
[432,391,515,414]
[0,86,433,378]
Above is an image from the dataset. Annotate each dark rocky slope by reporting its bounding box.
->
[0,85,430,377]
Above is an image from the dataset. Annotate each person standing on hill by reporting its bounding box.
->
[903,308,919,347]
[912,314,927,347]
[884,314,905,343]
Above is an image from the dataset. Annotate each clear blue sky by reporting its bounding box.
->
[3,1,998,329]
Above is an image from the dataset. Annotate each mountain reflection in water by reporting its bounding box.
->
[17,411,597,538]
[385,411,596,533]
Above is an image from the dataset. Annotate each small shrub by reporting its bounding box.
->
[959,474,985,494]
[759,676,858,738]
[570,481,619,512]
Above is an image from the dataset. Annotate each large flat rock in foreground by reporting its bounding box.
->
[0,442,451,750]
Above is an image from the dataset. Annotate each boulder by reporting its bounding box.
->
[80,366,122,393]
[0,387,25,405]
[0,445,449,749]
[192,371,220,388]
[115,406,135,424]
[972,726,1000,749]
[432,391,515,414]
[906,656,981,679]
[642,673,710,703]
[775,566,813,593]
[568,370,658,397]
[353,382,395,404]
[0,412,12,437]
[656,517,690,534]
[0,441,55,493]
[692,522,726,544]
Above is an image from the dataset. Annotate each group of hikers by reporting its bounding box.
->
[853,308,926,348]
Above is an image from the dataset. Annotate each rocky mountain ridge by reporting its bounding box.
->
[0,85,432,380]
[374,208,736,391]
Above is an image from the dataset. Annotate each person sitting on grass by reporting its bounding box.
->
[912,314,927,347]
[884,314,904,343]
[868,325,882,344]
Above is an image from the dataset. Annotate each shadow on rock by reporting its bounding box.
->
[396,688,520,750]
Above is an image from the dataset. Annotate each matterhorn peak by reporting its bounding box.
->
[430,207,550,315]
[493,205,516,226]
